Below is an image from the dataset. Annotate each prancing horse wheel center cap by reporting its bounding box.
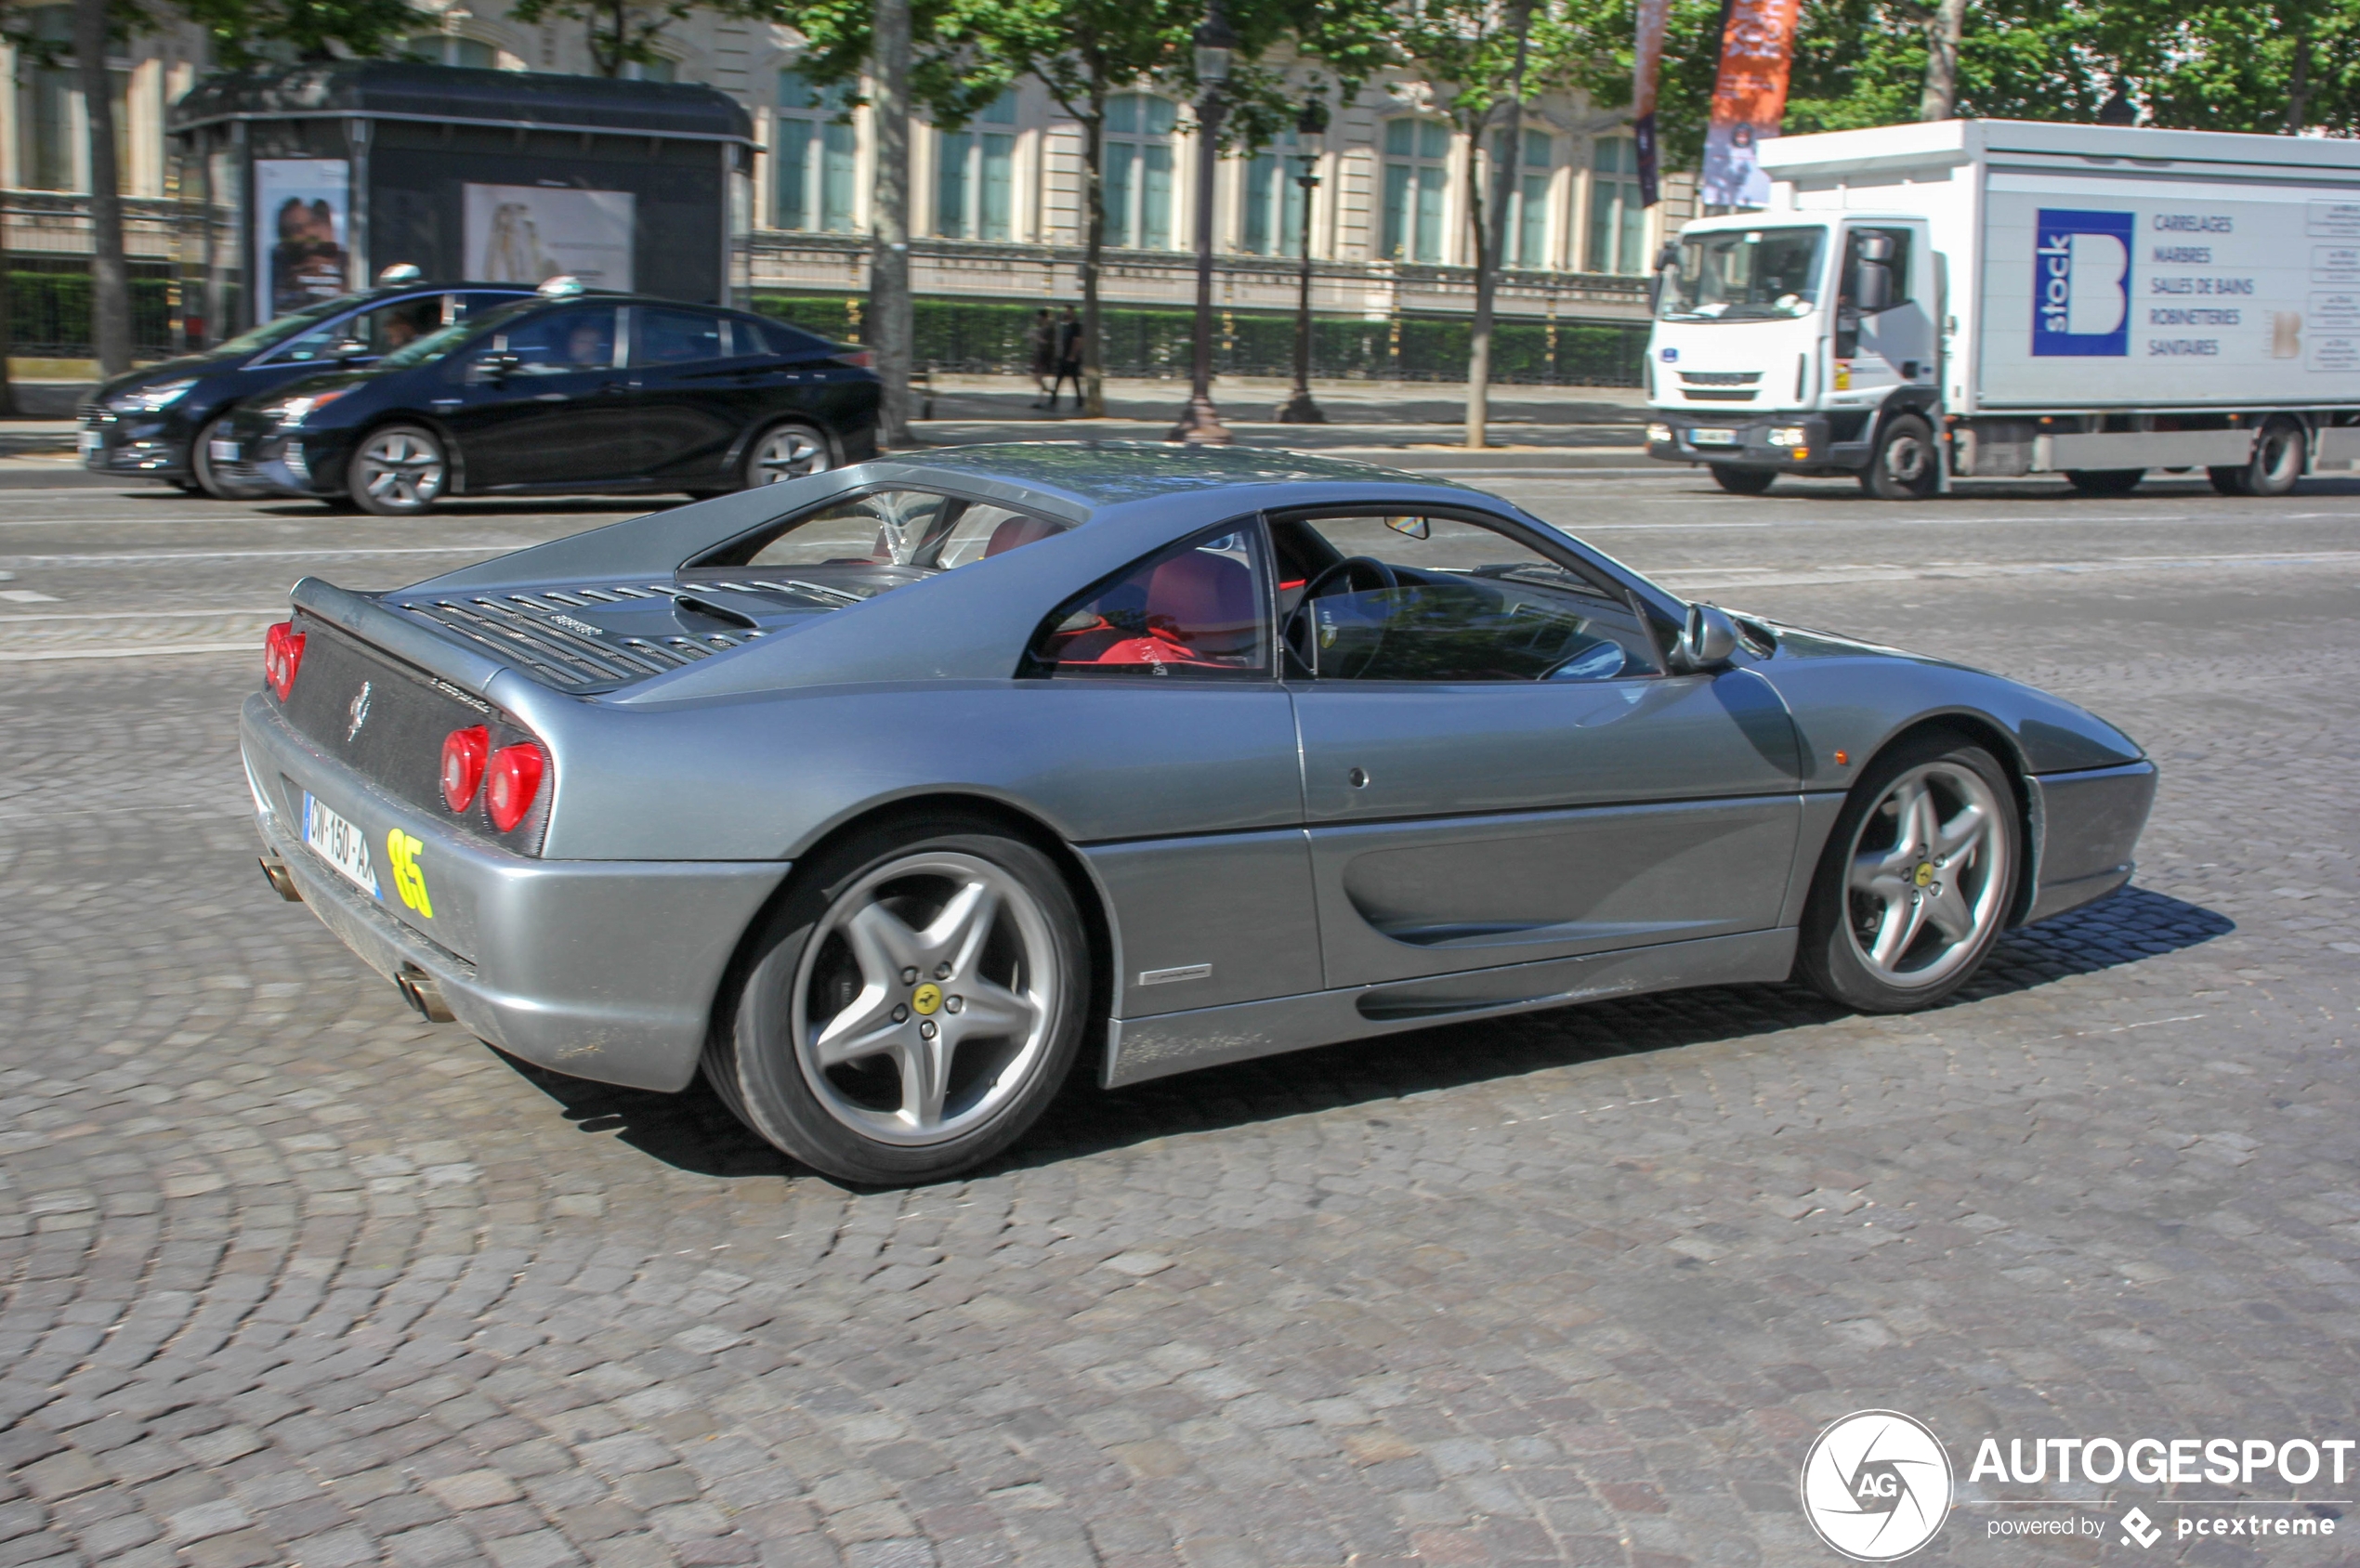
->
[911,983,942,1016]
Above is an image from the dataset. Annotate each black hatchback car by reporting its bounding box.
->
[80,281,537,497]
[213,290,881,515]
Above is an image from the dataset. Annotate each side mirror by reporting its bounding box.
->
[329,338,371,360]
[1854,231,1895,264]
[1676,602,1740,672]
[1854,259,1895,313]
[471,351,522,384]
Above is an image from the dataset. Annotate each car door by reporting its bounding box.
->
[439,304,638,489]
[623,306,754,477]
[1024,522,1323,1023]
[1277,507,1804,990]
[1842,222,1936,397]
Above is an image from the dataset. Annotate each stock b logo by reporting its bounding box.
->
[1801,1410,1954,1561]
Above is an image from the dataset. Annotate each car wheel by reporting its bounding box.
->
[2232,416,2303,497]
[705,816,1090,1184]
[1859,412,1939,500]
[743,422,833,487]
[1796,732,2020,1013]
[2065,468,2143,495]
[1710,465,1777,495]
[191,414,263,500]
[347,425,449,516]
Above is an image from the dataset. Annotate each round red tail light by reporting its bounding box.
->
[486,742,545,833]
[440,725,489,812]
[263,621,306,701]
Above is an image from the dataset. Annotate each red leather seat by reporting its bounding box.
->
[985,514,1063,556]
[1145,549,1258,659]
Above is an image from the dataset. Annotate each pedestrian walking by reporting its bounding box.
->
[1029,308,1057,410]
[1051,306,1084,412]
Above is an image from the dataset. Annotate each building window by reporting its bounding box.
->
[1382,118,1449,264]
[1103,93,1175,250]
[404,35,503,69]
[1241,130,1307,257]
[14,6,125,192]
[936,88,1015,242]
[777,69,858,234]
[1587,135,1645,275]
[1489,127,1553,268]
[620,57,676,83]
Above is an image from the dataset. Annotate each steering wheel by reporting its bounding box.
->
[1284,555,1400,677]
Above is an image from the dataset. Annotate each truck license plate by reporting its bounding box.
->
[209,438,241,463]
[1688,427,1737,447]
[303,793,379,897]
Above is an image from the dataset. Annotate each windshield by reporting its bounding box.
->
[377,299,540,370]
[1658,226,1828,321]
[210,295,369,358]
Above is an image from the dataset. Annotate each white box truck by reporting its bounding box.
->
[1642,118,2360,498]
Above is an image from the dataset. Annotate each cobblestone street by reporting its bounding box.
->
[3,462,2356,1566]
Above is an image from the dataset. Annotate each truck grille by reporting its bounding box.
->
[1678,371,1760,385]
[1682,388,1760,402]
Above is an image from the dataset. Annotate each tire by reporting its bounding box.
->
[703,816,1091,1184]
[1859,412,1939,500]
[1796,731,2021,1013]
[2235,416,2304,497]
[2065,468,2143,495]
[191,413,263,500]
[1710,465,1777,495]
[742,422,834,488]
[347,424,449,516]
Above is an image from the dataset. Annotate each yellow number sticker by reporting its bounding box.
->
[386,829,433,918]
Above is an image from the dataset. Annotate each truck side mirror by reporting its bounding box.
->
[1854,231,1895,264]
[1855,259,1895,313]
[1674,603,1740,673]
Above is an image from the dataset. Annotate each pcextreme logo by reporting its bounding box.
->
[1802,1410,1955,1561]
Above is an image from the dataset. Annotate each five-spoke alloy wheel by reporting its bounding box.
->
[707,817,1089,1183]
[744,422,833,487]
[347,424,449,516]
[1799,732,2020,1012]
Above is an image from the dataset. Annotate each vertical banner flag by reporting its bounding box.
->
[1632,0,1672,207]
[1700,0,1801,208]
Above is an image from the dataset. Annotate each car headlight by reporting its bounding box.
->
[1765,426,1810,447]
[102,378,196,413]
[1646,423,1672,444]
[265,390,351,428]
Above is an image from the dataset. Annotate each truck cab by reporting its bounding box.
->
[1645,213,1941,496]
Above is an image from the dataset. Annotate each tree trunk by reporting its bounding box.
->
[1466,3,1533,451]
[1919,0,1966,121]
[0,260,17,417]
[76,0,132,378]
[2288,12,2313,133]
[1081,94,1106,418]
[870,0,913,446]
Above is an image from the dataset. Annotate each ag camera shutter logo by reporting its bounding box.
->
[2032,209,2133,357]
[1801,1410,1954,1561]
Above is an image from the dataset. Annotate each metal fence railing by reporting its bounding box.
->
[5,256,179,359]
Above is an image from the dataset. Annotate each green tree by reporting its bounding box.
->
[506,0,796,76]
[176,0,426,65]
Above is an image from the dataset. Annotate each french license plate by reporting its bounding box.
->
[303,792,378,898]
[78,429,102,459]
[208,438,241,463]
[1688,427,1738,447]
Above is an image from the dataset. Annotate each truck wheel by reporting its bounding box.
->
[2065,469,2143,495]
[1860,413,1938,500]
[2224,417,2303,498]
[1710,465,1777,495]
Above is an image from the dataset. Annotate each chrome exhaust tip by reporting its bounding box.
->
[394,967,457,1024]
[257,854,303,902]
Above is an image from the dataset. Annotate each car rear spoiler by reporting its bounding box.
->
[290,576,511,697]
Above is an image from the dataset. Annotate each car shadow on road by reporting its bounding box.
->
[492,884,2231,1186]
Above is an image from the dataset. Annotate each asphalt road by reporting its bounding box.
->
[3,459,2357,1568]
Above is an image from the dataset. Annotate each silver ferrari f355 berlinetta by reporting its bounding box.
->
[241,444,2157,1183]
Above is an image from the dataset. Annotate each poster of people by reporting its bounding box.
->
[1699,0,1803,208]
[463,184,636,291]
[256,159,352,319]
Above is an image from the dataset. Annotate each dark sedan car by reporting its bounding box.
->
[80,281,535,496]
[213,289,880,515]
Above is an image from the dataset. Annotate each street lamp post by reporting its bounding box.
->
[1276,97,1329,425]
[1168,0,1236,445]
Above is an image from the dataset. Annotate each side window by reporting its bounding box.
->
[639,307,728,365]
[1270,512,1659,683]
[1843,227,1913,311]
[1031,526,1270,679]
[267,297,444,362]
[732,490,1069,570]
[747,317,829,359]
[492,307,619,373]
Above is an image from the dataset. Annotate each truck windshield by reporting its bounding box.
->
[1659,227,1828,321]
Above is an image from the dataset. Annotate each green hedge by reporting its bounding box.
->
[6,268,179,359]
[750,292,1645,387]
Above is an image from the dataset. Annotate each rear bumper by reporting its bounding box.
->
[2026,760,2158,923]
[241,691,787,1091]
